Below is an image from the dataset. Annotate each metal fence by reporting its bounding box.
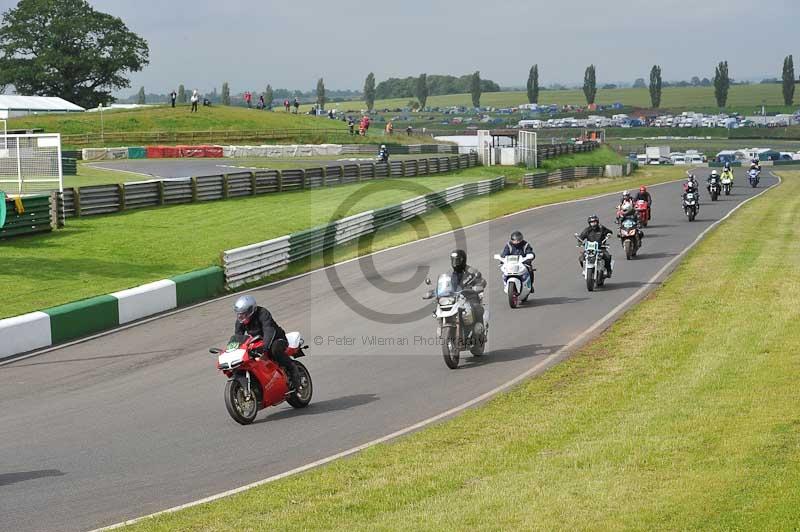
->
[0,133,63,195]
[521,162,633,188]
[60,153,479,218]
[222,175,506,288]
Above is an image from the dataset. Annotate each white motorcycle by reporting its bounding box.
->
[575,234,612,292]
[424,273,489,369]
[493,253,534,308]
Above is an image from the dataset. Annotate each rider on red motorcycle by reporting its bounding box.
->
[635,185,652,220]
[234,295,301,394]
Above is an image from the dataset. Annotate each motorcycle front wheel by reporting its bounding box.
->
[442,328,460,369]
[286,361,313,409]
[624,239,633,260]
[507,283,519,309]
[224,378,259,425]
[586,267,595,292]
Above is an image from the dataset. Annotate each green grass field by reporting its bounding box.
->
[122,171,800,532]
[326,83,800,115]
[2,157,675,318]
[538,145,625,170]
[9,105,336,135]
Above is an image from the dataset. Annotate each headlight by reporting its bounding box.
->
[438,296,455,306]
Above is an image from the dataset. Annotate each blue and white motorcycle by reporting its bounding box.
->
[493,253,534,308]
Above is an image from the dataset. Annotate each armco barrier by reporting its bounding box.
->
[63,153,479,219]
[522,163,633,188]
[222,176,506,289]
[0,266,225,360]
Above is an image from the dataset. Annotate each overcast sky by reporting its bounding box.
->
[40,0,800,94]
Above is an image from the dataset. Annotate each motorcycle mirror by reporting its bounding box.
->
[425,277,431,285]
[209,348,222,355]
[493,254,502,260]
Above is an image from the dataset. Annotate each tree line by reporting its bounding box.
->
[0,1,796,112]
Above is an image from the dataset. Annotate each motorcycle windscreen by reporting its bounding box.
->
[226,334,249,350]
[436,273,455,297]
[622,219,637,229]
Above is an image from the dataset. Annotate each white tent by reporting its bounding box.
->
[0,95,85,119]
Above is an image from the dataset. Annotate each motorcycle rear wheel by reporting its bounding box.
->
[442,329,460,369]
[286,361,313,409]
[224,379,259,425]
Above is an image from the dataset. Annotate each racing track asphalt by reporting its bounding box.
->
[87,157,387,179]
[0,169,776,532]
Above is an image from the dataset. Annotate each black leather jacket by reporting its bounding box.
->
[234,306,287,350]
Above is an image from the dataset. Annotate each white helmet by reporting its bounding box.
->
[711,170,718,177]
[381,144,386,149]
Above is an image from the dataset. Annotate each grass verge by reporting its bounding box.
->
[124,172,799,531]
[538,145,626,170]
[1,166,678,318]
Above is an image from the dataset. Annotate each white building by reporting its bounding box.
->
[0,95,84,119]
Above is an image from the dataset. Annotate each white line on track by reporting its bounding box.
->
[89,172,780,531]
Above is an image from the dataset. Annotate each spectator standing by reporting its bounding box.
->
[348,117,355,135]
[284,98,290,112]
[190,90,199,112]
[364,115,371,134]
[293,97,300,113]
[258,94,265,110]
[244,91,252,108]
[406,125,413,136]
[385,121,393,136]
[170,90,177,108]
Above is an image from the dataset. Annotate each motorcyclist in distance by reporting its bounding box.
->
[721,162,735,184]
[500,230,536,284]
[635,185,653,220]
[616,190,634,223]
[684,172,700,194]
[707,169,721,194]
[378,144,389,162]
[578,215,614,277]
[233,295,302,395]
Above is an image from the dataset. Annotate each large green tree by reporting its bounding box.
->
[177,84,186,104]
[714,60,730,107]
[364,72,376,112]
[782,55,795,106]
[649,65,662,108]
[0,0,149,108]
[470,71,481,108]
[136,86,145,104]
[526,64,539,104]
[415,73,428,109]
[583,64,597,104]
[316,77,326,109]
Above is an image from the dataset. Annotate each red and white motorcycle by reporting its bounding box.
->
[210,332,312,425]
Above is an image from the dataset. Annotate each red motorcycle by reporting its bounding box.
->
[634,199,650,227]
[210,332,312,425]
